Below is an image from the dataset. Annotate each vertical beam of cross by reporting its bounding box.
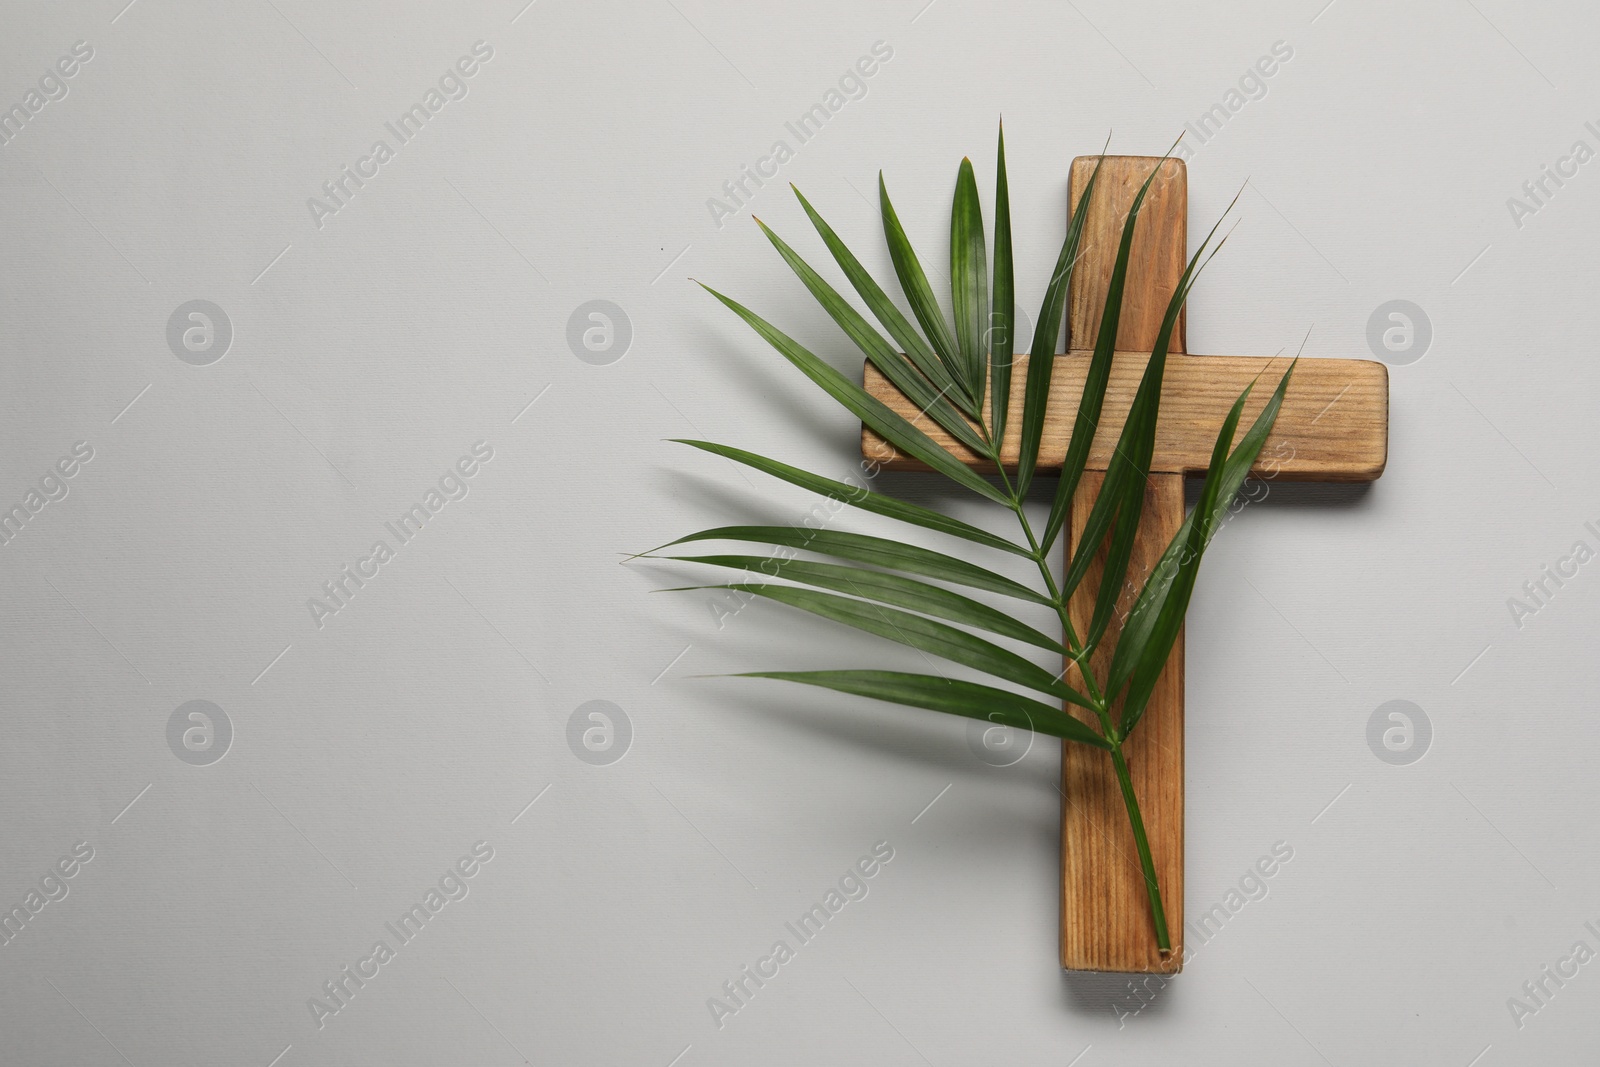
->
[1060,157,1188,974]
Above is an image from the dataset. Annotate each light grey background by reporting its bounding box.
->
[1,0,1594,1064]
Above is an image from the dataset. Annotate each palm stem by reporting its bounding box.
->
[993,418,1166,956]
[1110,741,1170,953]
[1000,491,1102,707]
[987,442,1093,687]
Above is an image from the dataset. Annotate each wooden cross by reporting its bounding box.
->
[860,156,1389,973]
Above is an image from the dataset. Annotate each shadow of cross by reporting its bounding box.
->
[860,156,1389,974]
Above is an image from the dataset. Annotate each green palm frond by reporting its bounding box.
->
[663,554,1063,652]
[648,122,1292,956]
[879,173,969,405]
[1016,148,1105,499]
[989,123,1014,446]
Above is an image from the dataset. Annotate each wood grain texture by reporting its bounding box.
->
[1067,156,1188,354]
[1061,157,1187,974]
[1062,470,1185,973]
[861,352,1388,480]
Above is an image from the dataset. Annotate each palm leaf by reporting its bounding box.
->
[753,219,991,458]
[1041,153,1174,556]
[951,157,990,402]
[697,283,1008,504]
[880,173,968,402]
[1078,182,1225,655]
[666,553,1063,651]
[651,525,1053,605]
[990,123,1015,448]
[671,440,1028,557]
[739,669,1111,749]
[791,185,969,414]
[1059,195,1236,609]
[1112,389,1243,740]
[1015,151,1105,496]
[708,582,1091,707]
[1108,358,1296,723]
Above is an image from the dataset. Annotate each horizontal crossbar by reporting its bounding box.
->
[861,351,1388,481]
